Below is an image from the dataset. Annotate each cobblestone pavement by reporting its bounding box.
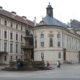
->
[0,64,80,79]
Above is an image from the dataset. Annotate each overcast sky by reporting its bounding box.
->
[0,0,80,24]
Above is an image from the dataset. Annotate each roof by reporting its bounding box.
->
[39,16,67,27]
[70,19,80,28]
[0,9,34,26]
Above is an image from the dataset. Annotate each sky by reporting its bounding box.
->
[0,0,80,24]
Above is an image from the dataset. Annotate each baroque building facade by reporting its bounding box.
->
[33,3,80,65]
[0,7,34,64]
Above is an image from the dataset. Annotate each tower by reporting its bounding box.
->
[46,2,53,17]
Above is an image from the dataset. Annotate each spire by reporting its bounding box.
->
[46,2,53,17]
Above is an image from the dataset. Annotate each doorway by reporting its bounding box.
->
[63,48,66,61]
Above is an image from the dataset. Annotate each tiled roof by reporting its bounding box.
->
[39,16,67,28]
[0,9,34,26]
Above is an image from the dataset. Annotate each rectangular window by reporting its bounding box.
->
[4,31,7,39]
[49,38,53,47]
[5,20,7,26]
[10,56,12,61]
[41,34,44,38]
[58,41,60,47]
[57,33,60,38]
[41,42,44,47]
[16,34,18,41]
[4,56,7,61]
[21,26,22,30]
[4,42,7,52]
[16,24,18,29]
[10,32,13,40]
[10,43,13,53]
[21,35,22,42]
[16,44,18,53]
[11,22,13,27]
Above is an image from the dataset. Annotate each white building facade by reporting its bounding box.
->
[33,3,80,64]
[0,7,33,64]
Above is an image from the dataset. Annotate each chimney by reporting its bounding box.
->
[11,11,16,16]
[0,6,3,10]
[22,16,27,20]
[34,17,36,26]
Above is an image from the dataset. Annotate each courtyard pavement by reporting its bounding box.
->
[0,64,80,80]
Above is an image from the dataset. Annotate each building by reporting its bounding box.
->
[69,19,80,35]
[0,6,34,64]
[33,3,80,65]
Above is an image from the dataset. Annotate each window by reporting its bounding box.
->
[10,43,13,53]
[16,34,18,41]
[58,52,61,58]
[4,56,7,61]
[10,56,12,61]
[57,33,60,38]
[5,20,7,26]
[16,44,18,53]
[10,32,13,40]
[11,22,13,27]
[58,41,60,47]
[16,24,18,29]
[21,35,22,42]
[49,38,53,47]
[40,33,44,38]
[4,31,7,39]
[4,42,7,52]
[26,30,29,35]
[41,42,44,47]
[21,26,22,30]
